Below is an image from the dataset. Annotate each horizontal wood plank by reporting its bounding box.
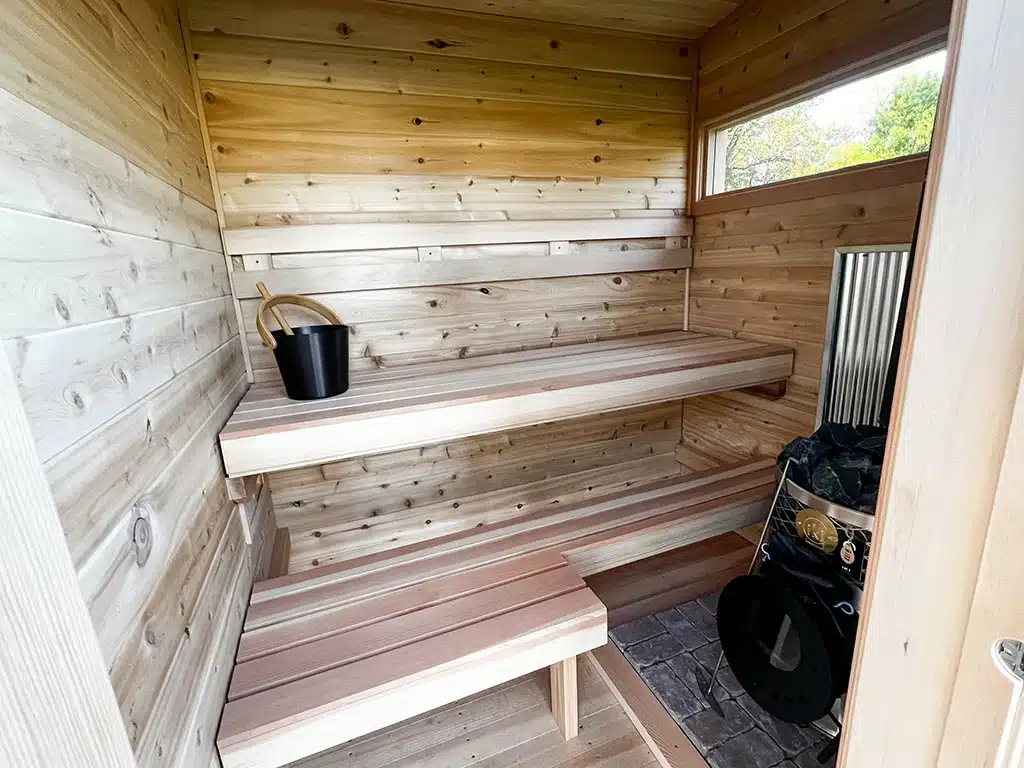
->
[187,0,696,80]
[6,296,237,462]
[382,0,737,40]
[219,333,793,475]
[229,565,585,700]
[1,0,214,206]
[209,128,687,178]
[193,33,691,113]
[201,80,687,147]
[233,249,691,296]
[224,217,691,255]
[45,340,245,568]
[219,173,686,223]
[692,154,928,216]
[0,207,227,336]
[0,89,220,250]
[697,0,951,123]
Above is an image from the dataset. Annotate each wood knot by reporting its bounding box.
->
[426,38,454,49]
[549,39,560,49]
[337,22,351,37]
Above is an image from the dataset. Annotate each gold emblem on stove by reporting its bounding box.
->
[795,508,839,554]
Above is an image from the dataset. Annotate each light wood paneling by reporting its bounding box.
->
[211,129,687,178]
[384,0,738,40]
[239,269,689,380]
[193,33,691,114]
[219,173,686,229]
[6,295,237,462]
[272,402,682,570]
[683,179,922,463]
[696,0,952,124]
[188,0,695,80]
[225,218,689,256]
[0,347,136,768]
[0,208,228,336]
[203,81,686,147]
[0,5,247,759]
[0,0,214,205]
[0,89,220,250]
[841,0,1024,762]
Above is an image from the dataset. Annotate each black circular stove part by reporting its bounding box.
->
[717,573,851,725]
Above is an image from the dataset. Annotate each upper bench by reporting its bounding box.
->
[219,331,794,477]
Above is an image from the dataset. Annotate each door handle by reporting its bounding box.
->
[993,638,1024,768]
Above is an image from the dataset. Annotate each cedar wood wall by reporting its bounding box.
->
[0,0,266,764]
[186,0,699,572]
[679,0,949,469]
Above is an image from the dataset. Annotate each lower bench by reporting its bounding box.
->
[217,460,775,767]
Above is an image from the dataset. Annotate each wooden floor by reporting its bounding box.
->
[286,654,661,768]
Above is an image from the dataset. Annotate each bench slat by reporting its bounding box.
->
[229,564,585,700]
[219,589,606,768]
[249,459,773,607]
[237,549,567,663]
[219,332,793,476]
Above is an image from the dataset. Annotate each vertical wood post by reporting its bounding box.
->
[0,351,136,766]
[550,655,579,740]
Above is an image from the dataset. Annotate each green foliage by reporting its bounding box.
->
[723,70,941,192]
[866,72,941,157]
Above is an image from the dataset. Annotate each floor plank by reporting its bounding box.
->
[287,655,653,767]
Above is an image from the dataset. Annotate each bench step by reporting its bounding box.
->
[218,577,605,768]
[217,460,775,767]
[219,332,793,476]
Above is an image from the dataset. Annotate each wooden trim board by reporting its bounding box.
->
[589,644,707,768]
[219,333,794,476]
[0,351,137,766]
[232,248,693,297]
[691,154,929,216]
[840,0,1024,764]
[223,217,693,255]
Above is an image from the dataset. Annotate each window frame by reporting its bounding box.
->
[692,40,947,212]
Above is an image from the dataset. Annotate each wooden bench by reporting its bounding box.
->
[218,332,794,477]
[216,460,775,767]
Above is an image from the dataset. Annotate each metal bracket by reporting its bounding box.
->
[992,638,1024,768]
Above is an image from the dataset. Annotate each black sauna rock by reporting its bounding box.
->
[778,422,888,513]
[811,462,860,507]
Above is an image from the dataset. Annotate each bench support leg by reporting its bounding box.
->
[550,655,579,740]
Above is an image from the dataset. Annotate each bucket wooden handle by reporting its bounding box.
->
[257,294,344,350]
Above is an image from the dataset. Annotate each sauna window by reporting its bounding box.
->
[705,49,945,195]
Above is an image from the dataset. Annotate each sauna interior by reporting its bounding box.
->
[0,0,955,765]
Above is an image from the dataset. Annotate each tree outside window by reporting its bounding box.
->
[713,52,944,194]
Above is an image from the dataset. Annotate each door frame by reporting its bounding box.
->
[839,0,1024,764]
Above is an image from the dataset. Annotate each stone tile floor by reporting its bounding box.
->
[610,591,837,768]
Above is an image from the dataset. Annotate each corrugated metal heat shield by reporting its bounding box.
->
[818,246,911,427]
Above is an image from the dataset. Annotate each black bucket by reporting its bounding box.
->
[271,324,350,400]
[257,291,350,401]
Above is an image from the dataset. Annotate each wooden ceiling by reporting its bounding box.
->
[387,0,741,40]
